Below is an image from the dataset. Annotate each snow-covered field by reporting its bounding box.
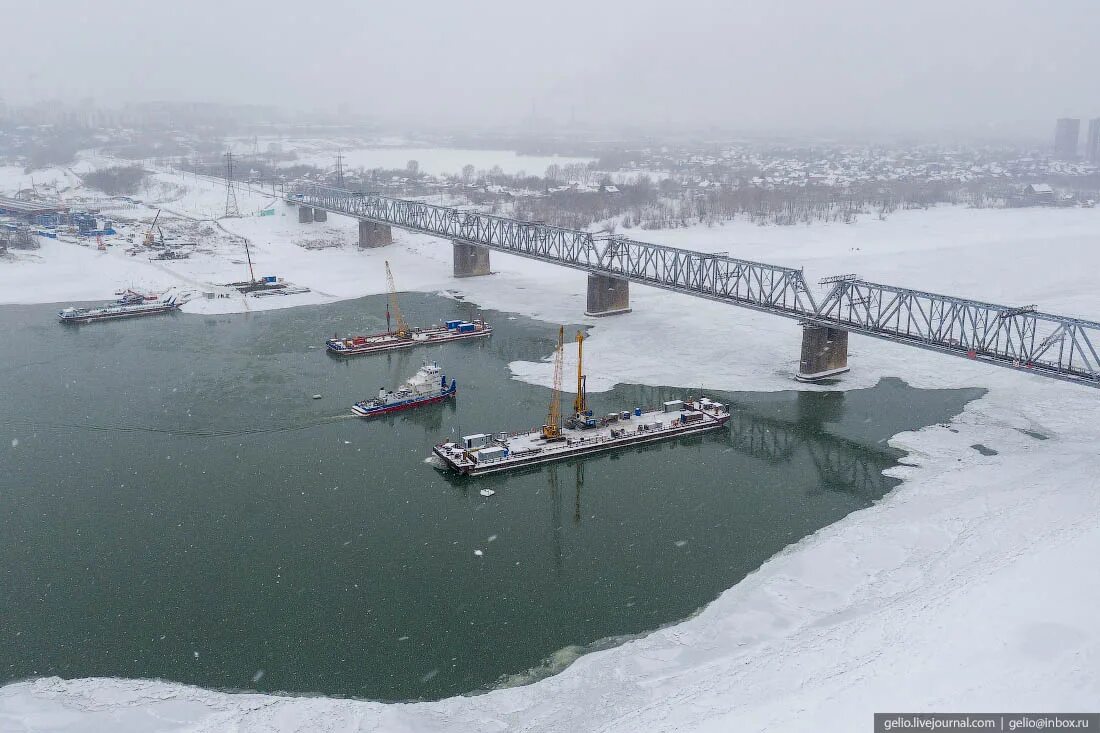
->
[227,136,595,177]
[1,163,1098,731]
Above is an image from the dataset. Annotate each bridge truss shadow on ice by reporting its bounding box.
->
[287,184,1100,390]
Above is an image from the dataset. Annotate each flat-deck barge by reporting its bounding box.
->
[327,319,491,356]
[433,397,730,476]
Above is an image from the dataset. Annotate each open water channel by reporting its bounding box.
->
[0,293,983,700]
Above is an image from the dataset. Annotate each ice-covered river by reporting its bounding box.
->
[0,294,983,701]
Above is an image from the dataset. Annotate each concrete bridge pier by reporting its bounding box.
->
[313,208,328,222]
[585,273,631,316]
[453,241,490,277]
[298,206,314,223]
[358,220,393,248]
[796,325,849,381]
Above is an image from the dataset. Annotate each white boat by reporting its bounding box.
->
[351,362,457,418]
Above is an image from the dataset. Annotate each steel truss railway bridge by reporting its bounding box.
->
[289,184,1100,389]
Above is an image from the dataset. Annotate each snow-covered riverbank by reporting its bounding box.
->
[2,164,1098,731]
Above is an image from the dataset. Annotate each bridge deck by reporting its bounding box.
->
[289,185,1100,389]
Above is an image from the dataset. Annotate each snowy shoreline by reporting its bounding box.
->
[2,164,1098,731]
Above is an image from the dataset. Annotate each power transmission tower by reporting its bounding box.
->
[223,151,240,218]
[335,150,345,189]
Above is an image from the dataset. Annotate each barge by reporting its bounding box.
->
[352,362,456,417]
[58,293,181,324]
[433,397,730,476]
[328,319,491,356]
[326,261,490,356]
[431,326,729,476]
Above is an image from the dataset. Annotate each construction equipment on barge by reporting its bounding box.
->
[432,328,730,476]
[326,261,491,356]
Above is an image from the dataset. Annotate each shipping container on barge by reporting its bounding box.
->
[351,362,456,417]
[58,292,181,324]
[431,327,730,477]
[326,261,490,356]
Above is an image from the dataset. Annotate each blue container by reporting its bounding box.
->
[445,320,462,329]
[458,323,475,333]
[634,407,642,416]
[263,276,277,283]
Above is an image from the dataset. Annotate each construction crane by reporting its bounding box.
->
[573,330,588,416]
[542,326,565,440]
[143,209,163,247]
[384,260,409,337]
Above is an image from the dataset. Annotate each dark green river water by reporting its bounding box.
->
[0,294,983,701]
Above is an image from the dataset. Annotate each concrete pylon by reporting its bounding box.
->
[313,208,328,222]
[584,273,631,316]
[796,325,849,381]
[298,206,313,223]
[358,220,393,248]
[453,241,490,277]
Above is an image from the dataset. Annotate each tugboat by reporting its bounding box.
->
[58,292,182,324]
[327,261,491,356]
[431,327,730,476]
[351,362,457,418]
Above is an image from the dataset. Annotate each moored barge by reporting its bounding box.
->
[58,293,181,324]
[328,319,491,355]
[433,397,730,476]
[327,261,490,356]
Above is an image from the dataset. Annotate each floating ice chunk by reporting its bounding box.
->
[398,636,409,641]
[674,540,688,547]
[312,394,322,399]
[421,668,440,682]
[251,670,264,683]
[193,651,199,659]
[474,549,484,557]
[10,439,17,448]
[479,489,495,497]
[487,534,498,542]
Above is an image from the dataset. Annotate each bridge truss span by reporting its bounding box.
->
[294,185,819,317]
[290,184,1100,390]
[814,278,1100,386]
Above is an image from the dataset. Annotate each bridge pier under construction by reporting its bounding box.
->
[585,273,630,316]
[358,220,392,248]
[797,325,849,381]
[313,208,327,222]
[298,206,313,223]
[453,241,490,277]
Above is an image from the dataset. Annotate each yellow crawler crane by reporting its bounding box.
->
[542,326,565,440]
[384,260,410,337]
[573,330,588,416]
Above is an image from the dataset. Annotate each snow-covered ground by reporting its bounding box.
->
[225,136,595,177]
[2,164,1098,731]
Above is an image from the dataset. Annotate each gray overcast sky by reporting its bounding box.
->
[3,0,1098,136]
